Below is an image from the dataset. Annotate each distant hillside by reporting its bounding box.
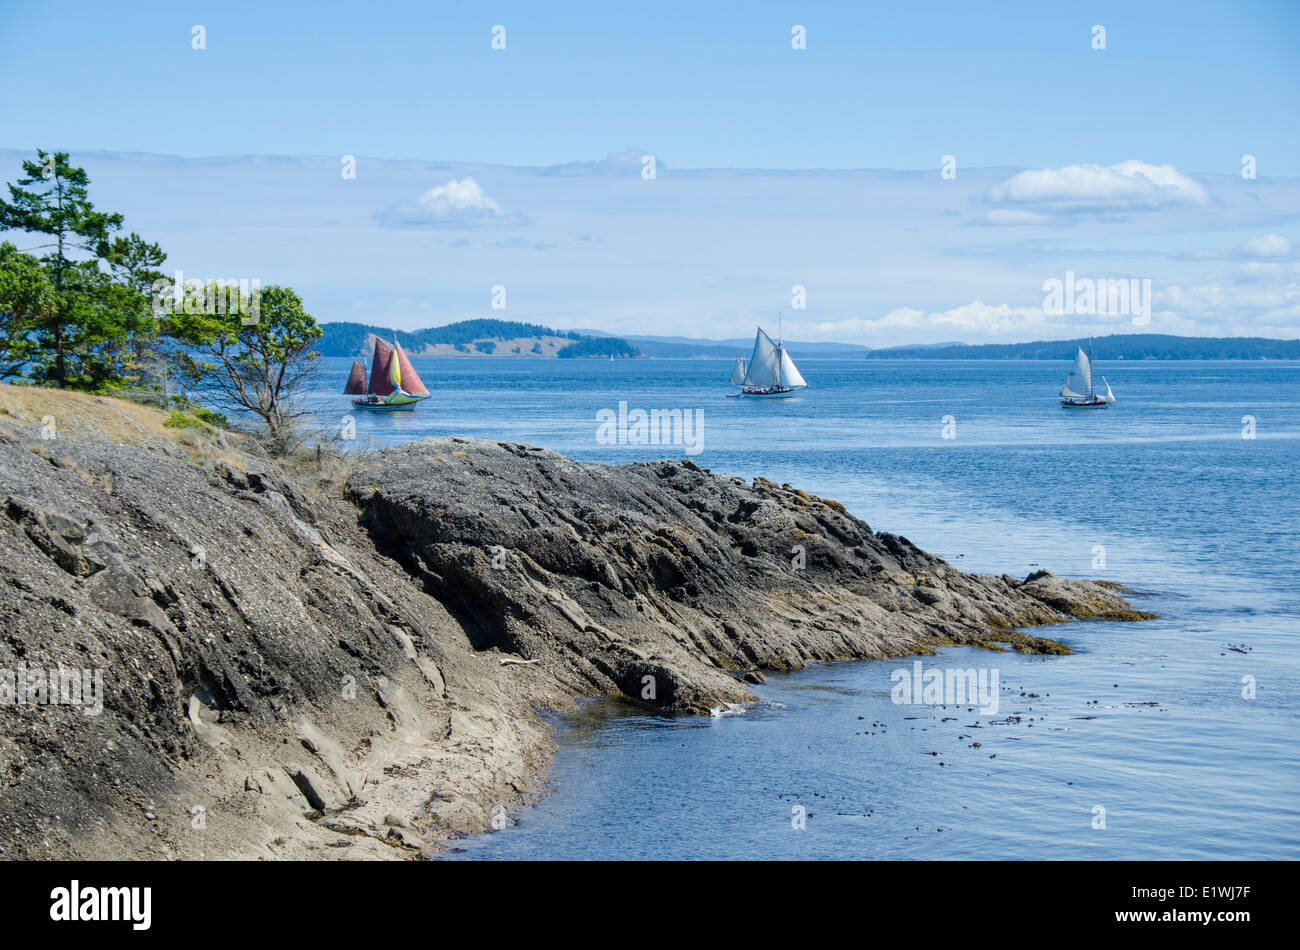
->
[863,334,1300,360]
[318,320,641,359]
[574,331,873,359]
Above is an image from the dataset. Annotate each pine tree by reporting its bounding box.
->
[0,150,123,387]
[103,232,168,385]
[0,241,55,379]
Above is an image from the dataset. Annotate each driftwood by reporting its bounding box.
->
[498,657,540,667]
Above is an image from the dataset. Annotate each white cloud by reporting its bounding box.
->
[1235,233,1295,260]
[1173,233,1298,263]
[975,209,1054,226]
[540,148,657,177]
[986,160,1209,212]
[1236,261,1290,281]
[417,177,501,216]
[793,302,1051,339]
[376,177,526,228]
[1154,278,1300,338]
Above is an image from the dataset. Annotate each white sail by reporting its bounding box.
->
[776,346,807,388]
[742,329,781,388]
[1103,377,1115,404]
[729,357,747,385]
[1063,347,1092,397]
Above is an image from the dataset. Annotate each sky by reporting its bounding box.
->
[2,0,1298,345]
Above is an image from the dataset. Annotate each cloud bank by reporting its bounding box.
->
[24,148,1297,345]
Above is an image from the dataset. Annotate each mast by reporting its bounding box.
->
[1088,338,1094,397]
[776,315,783,388]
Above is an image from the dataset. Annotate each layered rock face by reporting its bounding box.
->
[0,392,554,860]
[0,388,1149,860]
[347,438,1144,713]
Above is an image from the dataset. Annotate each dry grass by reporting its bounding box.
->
[0,382,252,470]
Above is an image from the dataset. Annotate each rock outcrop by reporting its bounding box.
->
[0,386,1152,859]
[347,438,1147,714]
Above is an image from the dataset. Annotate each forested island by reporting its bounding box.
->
[318,319,641,359]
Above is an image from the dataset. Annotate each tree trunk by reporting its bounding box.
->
[55,184,66,388]
[54,324,66,389]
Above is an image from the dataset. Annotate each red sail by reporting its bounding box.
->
[367,338,395,395]
[342,359,367,394]
[394,344,429,395]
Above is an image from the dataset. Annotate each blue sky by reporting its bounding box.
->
[2,1,1298,344]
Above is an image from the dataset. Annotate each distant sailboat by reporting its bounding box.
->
[735,325,807,397]
[728,356,747,385]
[345,335,431,411]
[1060,343,1115,408]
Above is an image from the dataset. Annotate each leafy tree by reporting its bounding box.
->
[0,150,124,387]
[0,241,55,379]
[170,284,322,448]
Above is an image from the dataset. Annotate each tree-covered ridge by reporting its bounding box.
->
[318,319,642,358]
[866,334,1300,360]
[555,336,640,359]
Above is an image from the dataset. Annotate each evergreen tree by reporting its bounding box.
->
[103,232,168,384]
[0,241,55,379]
[0,150,123,387]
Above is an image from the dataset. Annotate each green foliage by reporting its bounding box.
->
[0,241,54,379]
[0,151,318,444]
[170,284,322,440]
[0,150,126,388]
[102,233,168,384]
[556,337,640,359]
[169,393,228,428]
[163,410,213,434]
[421,318,582,345]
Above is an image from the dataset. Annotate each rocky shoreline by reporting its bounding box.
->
[0,386,1154,859]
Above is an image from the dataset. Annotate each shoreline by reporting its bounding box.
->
[0,384,1153,860]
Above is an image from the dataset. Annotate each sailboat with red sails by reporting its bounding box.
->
[342,335,431,411]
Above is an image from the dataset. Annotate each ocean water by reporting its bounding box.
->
[310,357,1300,859]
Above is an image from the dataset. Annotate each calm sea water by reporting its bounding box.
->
[309,357,1300,859]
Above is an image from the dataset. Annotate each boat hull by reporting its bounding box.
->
[352,395,428,411]
[739,386,803,397]
[1060,397,1112,408]
[352,402,417,412]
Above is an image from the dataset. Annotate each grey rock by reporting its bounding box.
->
[0,409,1150,860]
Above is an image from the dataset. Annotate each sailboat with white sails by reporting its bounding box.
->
[729,356,747,385]
[732,325,807,397]
[1059,342,1115,408]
